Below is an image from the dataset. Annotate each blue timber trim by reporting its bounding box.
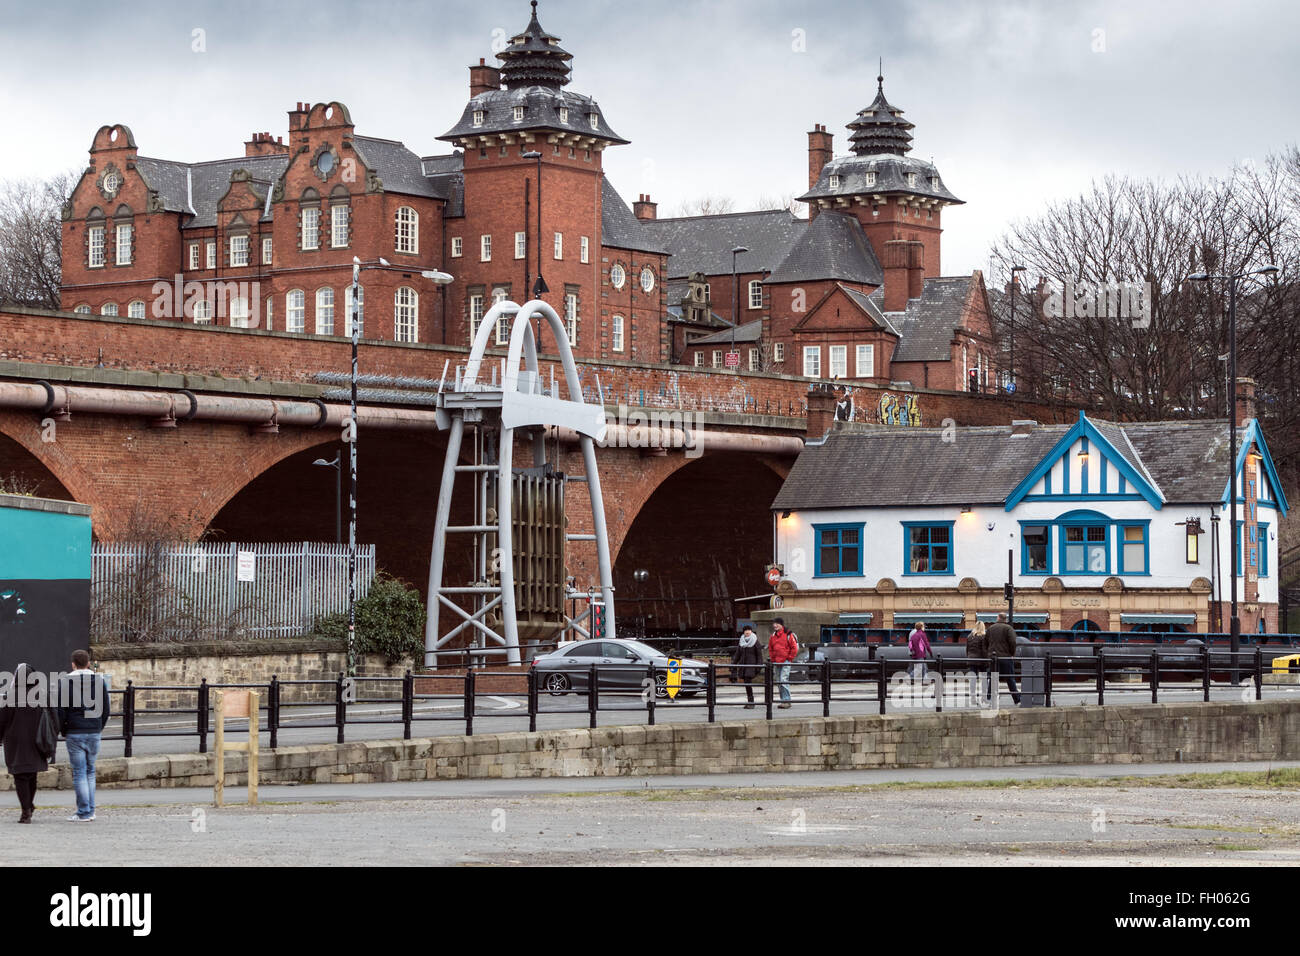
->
[1116,519,1152,576]
[1056,509,1111,576]
[1221,420,1290,516]
[1260,522,1270,577]
[1018,520,1051,576]
[813,522,865,578]
[901,520,956,576]
[1099,451,1108,493]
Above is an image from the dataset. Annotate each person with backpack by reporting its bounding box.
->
[731,626,764,709]
[907,622,931,681]
[0,664,57,824]
[768,618,799,709]
[966,620,990,703]
[57,650,111,822]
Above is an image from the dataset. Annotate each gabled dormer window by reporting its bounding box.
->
[513,106,524,122]
[930,175,939,189]
[559,107,569,123]
[864,171,877,187]
[907,172,917,188]
[473,110,485,127]
[828,175,840,189]
[589,112,599,129]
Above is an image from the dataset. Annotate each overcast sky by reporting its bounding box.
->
[2,0,1296,275]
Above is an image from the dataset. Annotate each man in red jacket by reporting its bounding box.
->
[769,618,797,709]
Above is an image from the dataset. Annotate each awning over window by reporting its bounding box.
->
[1120,613,1196,625]
[977,612,1048,623]
[891,612,963,624]
[837,613,874,625]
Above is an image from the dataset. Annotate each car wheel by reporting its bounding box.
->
[655,673,669,699]
[545,673,570,696]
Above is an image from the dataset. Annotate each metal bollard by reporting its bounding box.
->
[588,663,599,729]
[1044,654,1053,708]
[268,675,279,749]
[1254,647,1263,701]
[527,668,538,733]
[821,658,832,718]
[1151,651,1159,704]
[936,655,944,713]
[195,679,207,754]
[765,662,773,720]
[124,681,136,759]
[647,664,656,726]
[464,668,476,736]
[402,670,413,741]
[1096,651,1105,706]
[877,658,887,715]
[1201,645,1210,702]
[707,661,716,723]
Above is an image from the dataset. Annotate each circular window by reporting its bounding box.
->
[102,171,120,195]
[316,151,335,175]
[609,264,625,290]
[640,266,655,293]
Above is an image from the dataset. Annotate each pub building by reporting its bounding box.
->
[763,385,1287,640]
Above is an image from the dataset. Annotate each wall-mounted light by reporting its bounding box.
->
[1178,516,1204,563]
[961,505,972,514]
[1076,449,1089,462]
[780,510,791,519]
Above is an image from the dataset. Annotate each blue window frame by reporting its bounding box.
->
[902,521,955,575]
[813,523,864,577]
[1116,521,1150,575]
[1058,514,1109,575]
[1260,523,1269,577]
[1020,522,1050,575]
[1237,520,1270,577]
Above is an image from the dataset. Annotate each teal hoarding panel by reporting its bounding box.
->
[0,507,92,580]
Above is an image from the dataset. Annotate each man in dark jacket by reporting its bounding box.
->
[57,650,111,822]
[985,614,1021,705]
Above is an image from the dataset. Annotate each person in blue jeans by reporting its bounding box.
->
[57,649,111,822]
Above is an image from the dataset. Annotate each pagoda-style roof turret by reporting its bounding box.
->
[499,1,573,89]
[847,72,915,156]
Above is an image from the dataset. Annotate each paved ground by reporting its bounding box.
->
[7,761,1300,866]
[95,681,1300,757]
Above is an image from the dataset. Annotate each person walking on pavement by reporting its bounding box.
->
[57,650,111,822]
[966,620,990,703]
[0,664,55,824]
[731,625,764,709]
[907,622,931,682]
[985,613,1021,705]
[768,618,798,709]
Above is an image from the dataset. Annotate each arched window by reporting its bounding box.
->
[1071,619,1100,632]
[315,288,334,335]
[330,186,350,249]
[286,290,305,332]
[100,302,118,316]
[395,206,418,254]
[74,304,91,314]
[611,315,624,352]
[609,263,625,290]
[229,296,250,328]
[86,207,106,268]
[192,299,212,325]
[300,188,321,251]
[127,300,145,318]
[394,287,418,342]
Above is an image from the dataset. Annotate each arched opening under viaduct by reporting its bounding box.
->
[0,430,75,502]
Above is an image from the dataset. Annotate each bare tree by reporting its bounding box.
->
[0,170,75,309]
[670,195,736,217]
[753,193,807,217]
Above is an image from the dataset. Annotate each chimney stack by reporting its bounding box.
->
[1235,377,1258,426]
[633,194,658,220]
[808,124,833,191]
[906,240,925,301]
[470,58,502,97]
[245,131,289,157]
[805,382,840,441]
[882,240,911,313]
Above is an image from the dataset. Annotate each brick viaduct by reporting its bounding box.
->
[0,306,1081,634]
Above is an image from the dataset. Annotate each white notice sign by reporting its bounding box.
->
[236,551,256,582]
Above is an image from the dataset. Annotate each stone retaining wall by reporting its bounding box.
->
[3,700,1296,792]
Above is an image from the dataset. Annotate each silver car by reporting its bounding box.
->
[530,639,708,698]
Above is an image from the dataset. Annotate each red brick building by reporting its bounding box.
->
[58,3,668,363]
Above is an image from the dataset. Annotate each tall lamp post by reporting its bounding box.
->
[347,257,454,676]
[311,453,342,544]
[1008,264,1025,391]
[730,246,748,367]
[1188,264,1278,679]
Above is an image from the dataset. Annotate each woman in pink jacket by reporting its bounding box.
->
[907,622,931,681]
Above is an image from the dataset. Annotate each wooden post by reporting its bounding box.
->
[213,689,259,807]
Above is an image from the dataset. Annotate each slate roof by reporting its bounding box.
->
[841,286,899,336]
[772,418,1242,511]
[423,153,465,217]
[439,86,626,145]
[690,318,763,345]
[354,136,443,199]
[602,177,667,254]
[800,153,961,205]
[639,210,806,279]
[136,155,288,228]
[847,77,915,156]
[889,276,976,363]
[766,211,883,285]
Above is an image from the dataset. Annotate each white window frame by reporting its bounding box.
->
[115,223,132,265]
[802,346,821,378]
[88,226,105,268]
[712,350,723,369]
[640,266,655,293]
[515,231,526,260]
[513,105,524,122]
[856,344,875,378]
[610,264,625,289]
[774,342,785,363]
[469,294,485,340]
[865,171,877,187]
[553,232,562,260]
[589,112,599,129]
[74,304,91,314]
[262,236,273,265]
[192,299,212,324]
[748,348,759,371]
[907,172,917,188]
[748,279,762,309]
[559,107,568,123]
[127,300,145,319]
[564,293,578,345]
[301,206,320,251]
[693,352,704,367]
[230,296,250,328]
[395,206,418,254]
[451,237,463,258]
[206,241,216,269]
[286,289,305,333]
[394,287,418,343]
[230,234,249,267]
[100,302,118,316]
[494,288,510,344]
[480,234,492,262]
[829,345,847,379]
[829,174,840,189]
[188,243,199,270]
[315,288,334,335]
[331,205,350,248]
[611,315,624,352]
[580,236,589,264]
[473,110,484,127]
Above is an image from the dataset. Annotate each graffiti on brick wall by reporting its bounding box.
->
[878,392,922,426]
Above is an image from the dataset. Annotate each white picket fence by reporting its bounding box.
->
[91,542,377,642]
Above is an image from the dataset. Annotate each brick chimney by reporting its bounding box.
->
[1235,377,1258,426]
[288,102,310,132]
[808,124,833,190]
[244,132,289,157]
[906,240,925,301]
[805,382,839,441]
[882,240,911,313]
[633,194,658,220]
[470,58,501,97]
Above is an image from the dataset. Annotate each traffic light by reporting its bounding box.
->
[591,600,606,638]
[1003,583,1015,601]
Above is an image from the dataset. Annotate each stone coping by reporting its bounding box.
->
[90,637,347,660]
[0,492,92,516]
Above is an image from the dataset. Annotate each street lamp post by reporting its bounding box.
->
[311,453,342,544]
[1188,265,1278,679]
[731,246,748,368]
[346,258,454,677]
[1008,265,1025,391]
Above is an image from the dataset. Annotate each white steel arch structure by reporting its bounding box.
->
[424,299,615,666]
